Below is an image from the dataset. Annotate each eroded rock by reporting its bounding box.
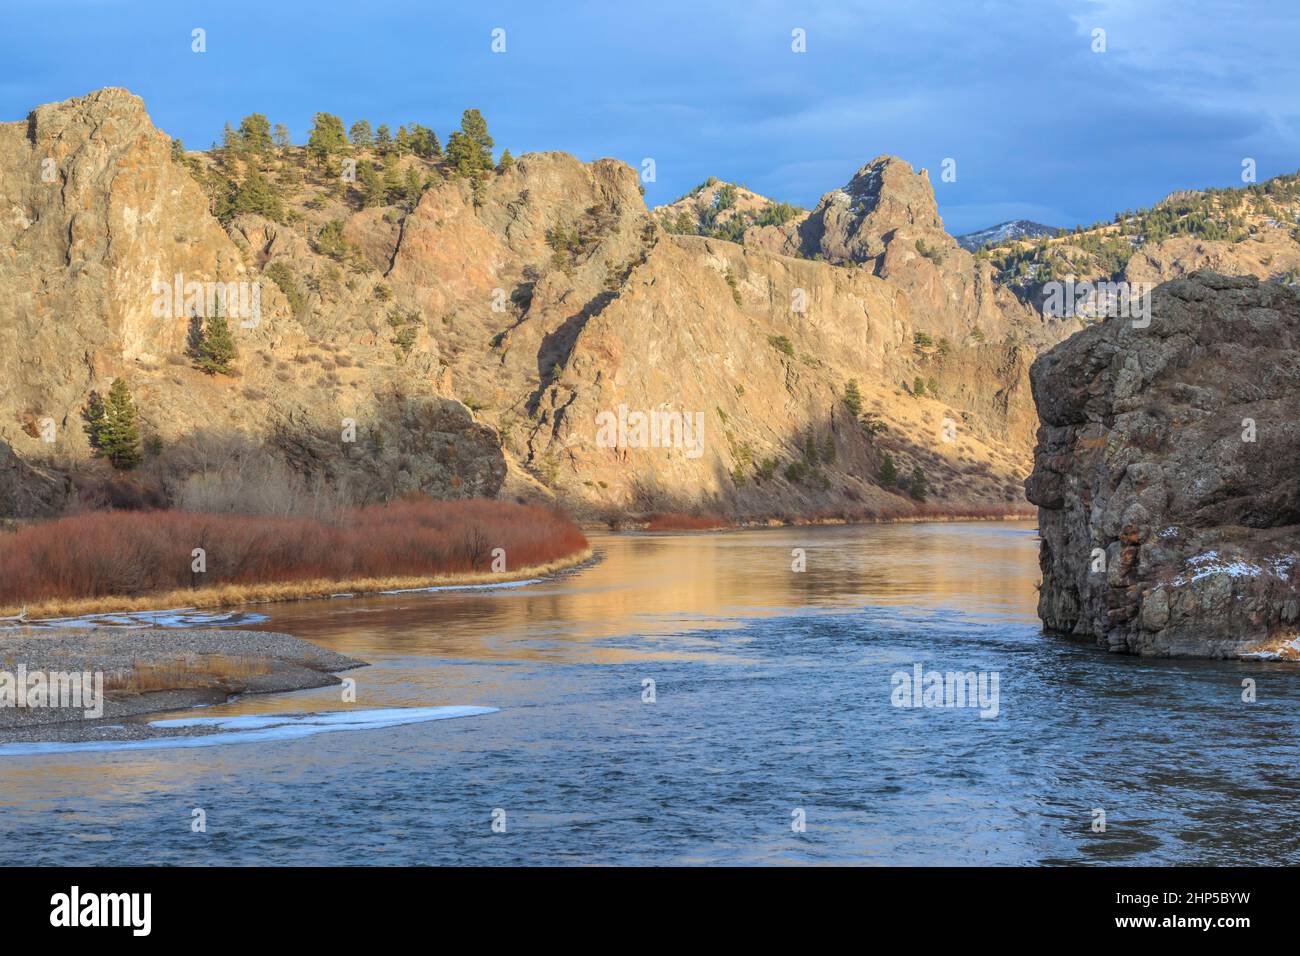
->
[1026,271,1300,658]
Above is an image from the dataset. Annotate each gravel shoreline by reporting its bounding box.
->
[0,628,364,746]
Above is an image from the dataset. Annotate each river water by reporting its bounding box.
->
[2,521,1298,865]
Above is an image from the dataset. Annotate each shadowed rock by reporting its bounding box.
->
[1026,271,1300,658]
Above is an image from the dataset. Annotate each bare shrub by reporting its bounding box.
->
[0,499,588,606]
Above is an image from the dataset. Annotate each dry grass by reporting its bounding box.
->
[0,498,589,617]
[3,550,592,620]
[104,654,273,692]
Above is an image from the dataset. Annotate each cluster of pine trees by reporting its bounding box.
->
[988,167,1300,290]
[181,107,509,225]
[660,178,804,243]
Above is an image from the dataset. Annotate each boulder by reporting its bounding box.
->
[1026,271,1300,658]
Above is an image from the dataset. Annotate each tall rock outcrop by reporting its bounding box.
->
[0,89,504,515]
[0,89,1063,522]
[1026,272,1300,658]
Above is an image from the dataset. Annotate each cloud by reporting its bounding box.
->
[2,0,1294,234]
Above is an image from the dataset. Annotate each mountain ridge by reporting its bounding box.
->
[7,87,1286,526]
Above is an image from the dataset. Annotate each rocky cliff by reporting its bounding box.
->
[1026,272,1300,658]
[1,89,504,518]
[1,89,1065,523]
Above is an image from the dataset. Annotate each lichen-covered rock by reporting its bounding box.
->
[1026,271,1300,658]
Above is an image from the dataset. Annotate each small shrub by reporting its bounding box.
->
[768,335,795,358]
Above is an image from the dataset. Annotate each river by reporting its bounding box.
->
[2,521,1298,865]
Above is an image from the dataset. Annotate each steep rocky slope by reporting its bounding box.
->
[1,89,503,518]
[1,88,1066,523]
[1026,272,1300,658]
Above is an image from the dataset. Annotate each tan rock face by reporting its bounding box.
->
[1026,272,1300,658]
[1126,232,1300,285]
[0,88,1057,521]
[0,89,503,517]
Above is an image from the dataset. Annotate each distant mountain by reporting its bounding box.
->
[955,220,1062,251]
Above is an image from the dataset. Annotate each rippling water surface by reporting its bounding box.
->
[3,521,1298,865]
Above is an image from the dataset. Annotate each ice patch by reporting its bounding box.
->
[1168,551,1296,587]
[18,608,269,630]
[10,578,546,629]
[379,579,541,595]
[1159,526,1178,539]
[0,706,498,757]
[1242,636,1300,661]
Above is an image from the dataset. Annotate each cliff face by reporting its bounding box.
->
[0,88,1061,522]
[0,89,504,516]
[372,149,1060,519]
[1026,272,1300,658]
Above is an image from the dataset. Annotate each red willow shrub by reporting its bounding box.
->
[0,499,588,605]
[643,512,730,531]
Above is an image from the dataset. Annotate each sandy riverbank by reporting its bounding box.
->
[0,628,364,746]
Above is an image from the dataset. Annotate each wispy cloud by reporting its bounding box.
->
[1,0,1294,233]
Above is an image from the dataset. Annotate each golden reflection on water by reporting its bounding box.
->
[246,521,1042,662]
[0,522,1042,806]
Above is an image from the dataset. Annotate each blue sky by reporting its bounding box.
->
[2,0,1297,233]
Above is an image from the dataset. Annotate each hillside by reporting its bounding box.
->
[955,220,1061,251]
[653,178,804,243]
[2,89,1082,524]
[979,172,1300,317]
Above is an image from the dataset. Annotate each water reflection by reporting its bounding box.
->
[3,520,1297,866]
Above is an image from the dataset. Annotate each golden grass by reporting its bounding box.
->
[104,654,273,692]
[0,548,592,622]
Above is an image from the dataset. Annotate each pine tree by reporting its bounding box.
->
[101,378,142,469]
[193,316,238,375]
[446,109,493,176]
[878,452,898,486]
[359,162,386,207]
[272,124,291,152]
[498,148,515,173]
[908,466,928,501]
[395,125,413,156]
[403,165,423,204]
[375,124,392,154]
[382,163,402,204]
[411,124,441,160]
[232,163,284,221]
[237,113,273,156]
[307,112,348,164]
[82,390,107,450]
[349,120,374,150]
[842,379,862,417]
